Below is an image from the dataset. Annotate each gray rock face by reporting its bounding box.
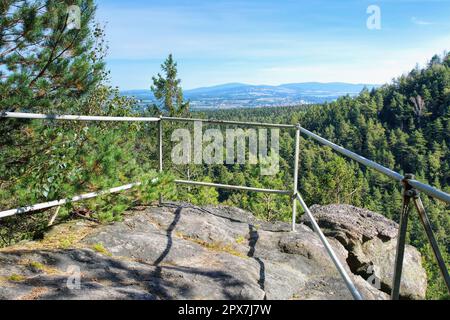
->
[301,204,427,300]
[0,203,425,300]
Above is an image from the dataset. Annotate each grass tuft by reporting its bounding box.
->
[8,274,26,282]
[92,243,112,256]
[176,232,247,258]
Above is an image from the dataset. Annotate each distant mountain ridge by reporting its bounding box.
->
[122,82,380,109]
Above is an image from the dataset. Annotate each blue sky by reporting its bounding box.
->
[96,0,450,90]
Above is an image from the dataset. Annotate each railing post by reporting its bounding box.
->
[391,173,414,300]
[292,124,301,232]
[158,116,163,205]
[411,190,450,293]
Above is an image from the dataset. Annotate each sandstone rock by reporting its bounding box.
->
[0,203,425,300]
[302,204,427,299]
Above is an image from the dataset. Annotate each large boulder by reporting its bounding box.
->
[0,203,425,300]
[302,204,427,300]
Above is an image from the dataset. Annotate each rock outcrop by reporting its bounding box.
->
[302,204,427,300]
[0,203,427,300]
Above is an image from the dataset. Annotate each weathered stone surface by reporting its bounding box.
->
[0,203,425,300]
[302,204,427,299]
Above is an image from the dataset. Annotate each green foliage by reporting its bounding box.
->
[302,147,365,206]
[151,54,190,116]
[0,86,167,242]
[195,52,450,299]
[0,0,105,113]
[183,178,220,206]
[1,3,448,299]
[92,242,111,256]
[0,2,164,247]
[8,274,26,282]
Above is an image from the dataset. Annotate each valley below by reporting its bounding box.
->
[122,82,379,109]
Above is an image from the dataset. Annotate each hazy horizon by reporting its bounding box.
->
[121,81,382,92]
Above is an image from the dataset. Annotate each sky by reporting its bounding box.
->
[96,0,450,90]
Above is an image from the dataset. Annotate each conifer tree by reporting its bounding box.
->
[0,1,167,247]
[151,54,189,116]
[0,0,104,113]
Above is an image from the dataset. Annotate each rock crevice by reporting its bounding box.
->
[0,203,427,300]
[301,204,427,300]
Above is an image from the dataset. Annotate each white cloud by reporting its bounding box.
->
[411,17,434,25]
[98,1,450,89]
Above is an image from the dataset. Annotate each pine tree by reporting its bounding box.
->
[0,0,105,113]
[151,54,189,116]
[0,1,166,247]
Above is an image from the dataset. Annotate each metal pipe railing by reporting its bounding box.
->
[296,192,363,300]
[161,116,296,129]
[158,115,164,205]
[299,126,404,182]
[0,183,141,219]
[2,112,160,122]
[174,179,291,195]
[407,179,450,204]
[291,125,301,232]
[299,126,450,205]
[2,111,450,300]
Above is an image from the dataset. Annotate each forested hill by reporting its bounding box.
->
[200,53,450,190]
[1,1,447,301]
[196,53,450,299]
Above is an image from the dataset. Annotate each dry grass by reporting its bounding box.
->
[0,276,14,287]
[20,259,61,275]
[175,232,247,259]
[18,287,50,300]
[0,220,98,253]
[235,236,246,244]
[92,243,112,256]
[7,274,26,282]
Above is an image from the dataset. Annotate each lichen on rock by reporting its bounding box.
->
[0,203,426,300]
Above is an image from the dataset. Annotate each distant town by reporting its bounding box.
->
[122,82,379,109]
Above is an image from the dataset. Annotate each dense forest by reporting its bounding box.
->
[0,0,448,299]
[0,1,168,247]
[192,54,450,299]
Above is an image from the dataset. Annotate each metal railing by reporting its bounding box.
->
[299,127,450,298]
[1,111,449,300]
